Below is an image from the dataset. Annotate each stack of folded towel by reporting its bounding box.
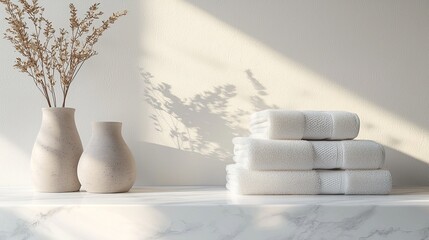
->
[226,110,392,195]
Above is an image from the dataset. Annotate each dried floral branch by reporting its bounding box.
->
[0,0,127,107]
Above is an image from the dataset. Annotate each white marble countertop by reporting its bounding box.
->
[1,186,429,206]
[2,187,429,240]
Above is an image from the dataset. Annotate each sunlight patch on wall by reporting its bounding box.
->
[139,0,429,163]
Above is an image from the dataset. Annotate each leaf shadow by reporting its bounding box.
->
[141,69,276,161]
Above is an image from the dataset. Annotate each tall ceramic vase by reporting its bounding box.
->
[78,122,136,193]
[31,108,83,192]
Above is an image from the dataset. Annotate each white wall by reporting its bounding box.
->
[1,0,428,187]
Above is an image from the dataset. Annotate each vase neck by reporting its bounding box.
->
[41,108,76,126]
[92,122,122,136]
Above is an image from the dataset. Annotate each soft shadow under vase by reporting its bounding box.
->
[78,122,136,193]
[31,108,83,192]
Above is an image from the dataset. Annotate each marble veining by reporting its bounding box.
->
[0,187,429,240]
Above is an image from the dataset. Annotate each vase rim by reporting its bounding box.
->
[92,121,122,125]
[42,107,75,111]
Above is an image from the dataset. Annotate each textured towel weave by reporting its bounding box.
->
[226,164,392,195]
[233,137,385,170]
[250,110,360,140]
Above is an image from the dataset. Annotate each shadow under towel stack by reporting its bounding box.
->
[226,110,392,195]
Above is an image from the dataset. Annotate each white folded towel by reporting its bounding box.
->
[250,110,360,140]
[226,164,392,195]
[233,137,385,170]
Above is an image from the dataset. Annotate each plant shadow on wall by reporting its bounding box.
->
[141,69,277,161]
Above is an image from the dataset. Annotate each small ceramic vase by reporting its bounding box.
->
[78,122,136,193]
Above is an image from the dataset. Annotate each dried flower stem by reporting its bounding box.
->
[0,0,127,107]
